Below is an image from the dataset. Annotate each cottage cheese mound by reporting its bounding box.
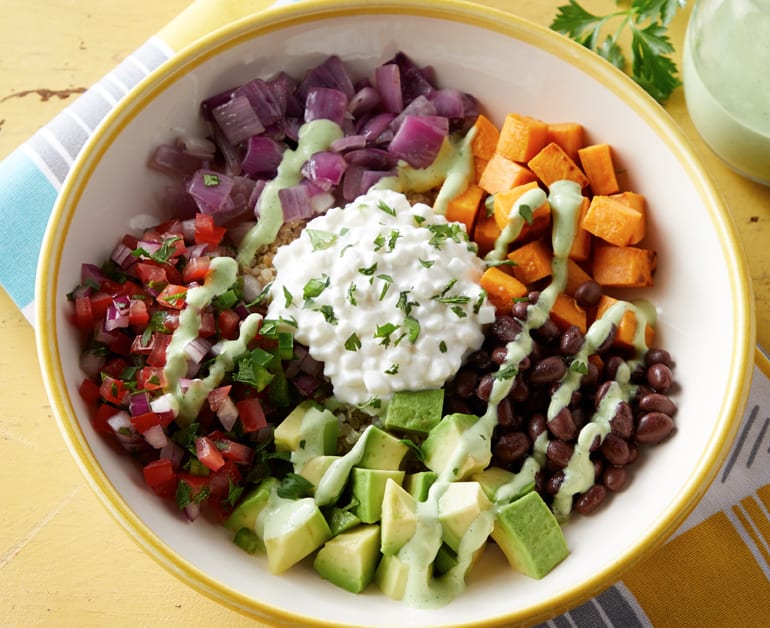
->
[266,189,495,410]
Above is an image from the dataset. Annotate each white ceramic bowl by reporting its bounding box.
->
[35,1,755,626]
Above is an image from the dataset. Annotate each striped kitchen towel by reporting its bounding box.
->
[0,0,768,625]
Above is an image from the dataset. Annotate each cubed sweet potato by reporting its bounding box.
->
[480,266,528,313]
[472,212,501,257]
[550,292,587,333]
[478,152,537,195]
[471,114,500,161]
[578,143,620,195]
[610,191,646,244]
[596,295,654,349]
[527,142,589,188]
[593,245,656,287]
[569,196,592,262]
[492,181,547,230]
[565,258,593,297]
[582,195,645,247]
[445,183,484,235]
[546,122,585,162]
[496,113,549,162]
[507,238,553,286]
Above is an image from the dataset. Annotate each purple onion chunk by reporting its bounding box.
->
[388,114,449,168]
[241,135,285,179]
[304,87,349,126]
[211,95,265,145]
[375,63,403,114]
[187,169,235,215]
[301,151,348,191]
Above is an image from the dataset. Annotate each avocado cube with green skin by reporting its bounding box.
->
[351,468,405,524]
[224,477,279,538]
[299,455,340,493]
[357,425,409,471]
[404,471,438,502]
[380,479,418,555]
[325,506,362,537]
[314,524,382,593]
[384,389,445,436]
[263,497,332,574]
[491,491,569,579]
[437,481,493,552]
[273,400,338,469]
[433,542,458,576]
[422,413,491,480]
[375,553,409,601]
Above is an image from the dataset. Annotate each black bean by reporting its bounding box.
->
[636,412,675,444]
[545,470,564,496]
[494,431,531,464]
[517,355,531,371]
[529,356,566,385]
[508,374,529,402]
[491,346,508,365]
[604,355,626,381]
[603,466,627,492]
[548,406,578,440]
[533,318,560,343]
[574,484,607,515]
[559,325,585,356]
[645,348,675,369]
[452,369,478,398]
[511,299,530,320]
[646,363,673,394]
[581,360,599,388]
[466,349,493,371]
[496,397,518,428]
[475,373,494,401]
[601,433,631,466]
[574,279,602,308]
[546,439,574,468]
[595,323,617,354]
[595,380,613,407]
[627,441,639,464]
[639,392,677,416]
[528,413,547,442]
[491,315,522,343]
[527,290,541,304]
[611,401,634,439]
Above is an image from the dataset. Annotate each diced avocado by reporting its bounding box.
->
[422,413,490,480]
[224,477,279,539]
[404,471,438,502]
[375,553,409,600]
[491,491,569,579]
[437,481,493,552]
[274,400,338,470]
[433,542,458,576]
[299,455,340,493]
[263,497,332,574]
[474,461,537,504]
[351,468,405,524]
[325,506,362,537]
[314,524,382,593]
[232,527,260,554]
[358,425,409,470]
[380,479,417,555]
[384,389,444,436]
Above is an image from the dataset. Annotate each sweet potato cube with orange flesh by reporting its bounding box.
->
[507,239,553,286]
[445,183,484,235]
[492,181,546,231]
[565,258,593,297]
[593,245,657,288]
[480,267,528,314]
[496,113,549,162]
[569,196,592,262]
[582,195,645,247]
[479,153,537,195]
[546,122,585,162]
[474,156,488,183]
[596,295,654,350]
[471,114,500,161]
[610,191,647,244]
[472,212,501,257]
[578,143,621,196]
[527,142,590,189]
[550,293,587,333]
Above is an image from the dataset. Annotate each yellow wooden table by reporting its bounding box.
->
[1,1,767,626]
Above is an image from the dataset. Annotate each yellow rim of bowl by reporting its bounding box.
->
[35,1,756,626]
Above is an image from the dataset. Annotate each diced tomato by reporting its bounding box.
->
[217,309,241,340]
[101,330,133,357]
[147,334,172,367]
[156,284,187,310]
[99,375,129,406]
[143,458,177,498]
[73,295,94,331]
[135,262,169,290]
[130,334,153,355]
[177,472,210,504]
[195,436,226,472]
[88,291,114,320]
[92,403,119,436]
[214,437,254,465]
[207,460,243,502]
[136,366,166,392]
[130,411,161,434]
[100,357,130,379]
[194,213,227,247]
[199,311,217,338]
[236,397,267,433]
[128,298,150,328]
[182,256,211,283]
[207,385,233,412]
[78,378,101,405]
[116,280,146,299]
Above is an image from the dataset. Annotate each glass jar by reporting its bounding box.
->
[683,0,770,184]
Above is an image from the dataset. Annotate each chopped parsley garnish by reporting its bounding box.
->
[493,364,518,380]
[404,316,420,344]
[427,223,466,248]
[396,291,418,316]
[377,199,397,216]
[283,286,294,307]
[131,235,182,264]
[358,262,378,276]
[419,258,435,269]
[450,305,468,318]
[439,340,448,353]
[435,295,471,305]
[413,214,427,225]
[373,232,387,251]
[303,274,330,300]
[202,173,220,186]
[306,229,339,251]
[387,229,402,251]
[385,363,399,375]
[473,291,487,315]
[317,304,338,325]
[374,322,399,346]
[519,203,534,225]
[377,274,393,300]
[344,332,362,351]
[570,360,589,375]
[347,282,358,306]
[277,473,315,500]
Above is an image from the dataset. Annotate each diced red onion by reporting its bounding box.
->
[428,88,466,119]
[241,135,284,179]
[110,241,135,270]
[390,95,438,133]
[79,349,106,379]
[184,502,201,521]
[184,337,211,364]
[357,112,396,143]
[298,54,355,101]
[400,64,437,104]
[304,87,349,126]
[301,151,347,191]
[150,392,178,416]
[143,424,168,449]
[160,441,185,470]
[375,63,402,114]
[331,134,367,153]
[187,169,235,215]
[269,71,304,118]
[211,95,265,145]
[292,372,321,397]
[278,184,314,221]
[104,296,131,331]
[388,115,448,168]
[233,78,283,128]
[215,395,239,432]
[164,187,198,220]
[241,273,264,303]
[129,391,152,417]
[348,85,382,116]
[184,242,209,260]
[175,133,216,160]
[81,263,108,286]
[148,144,203,176]
[200,86,238,121]
[344,147,398,170]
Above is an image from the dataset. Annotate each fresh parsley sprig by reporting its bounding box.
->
[550,0,687,102]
